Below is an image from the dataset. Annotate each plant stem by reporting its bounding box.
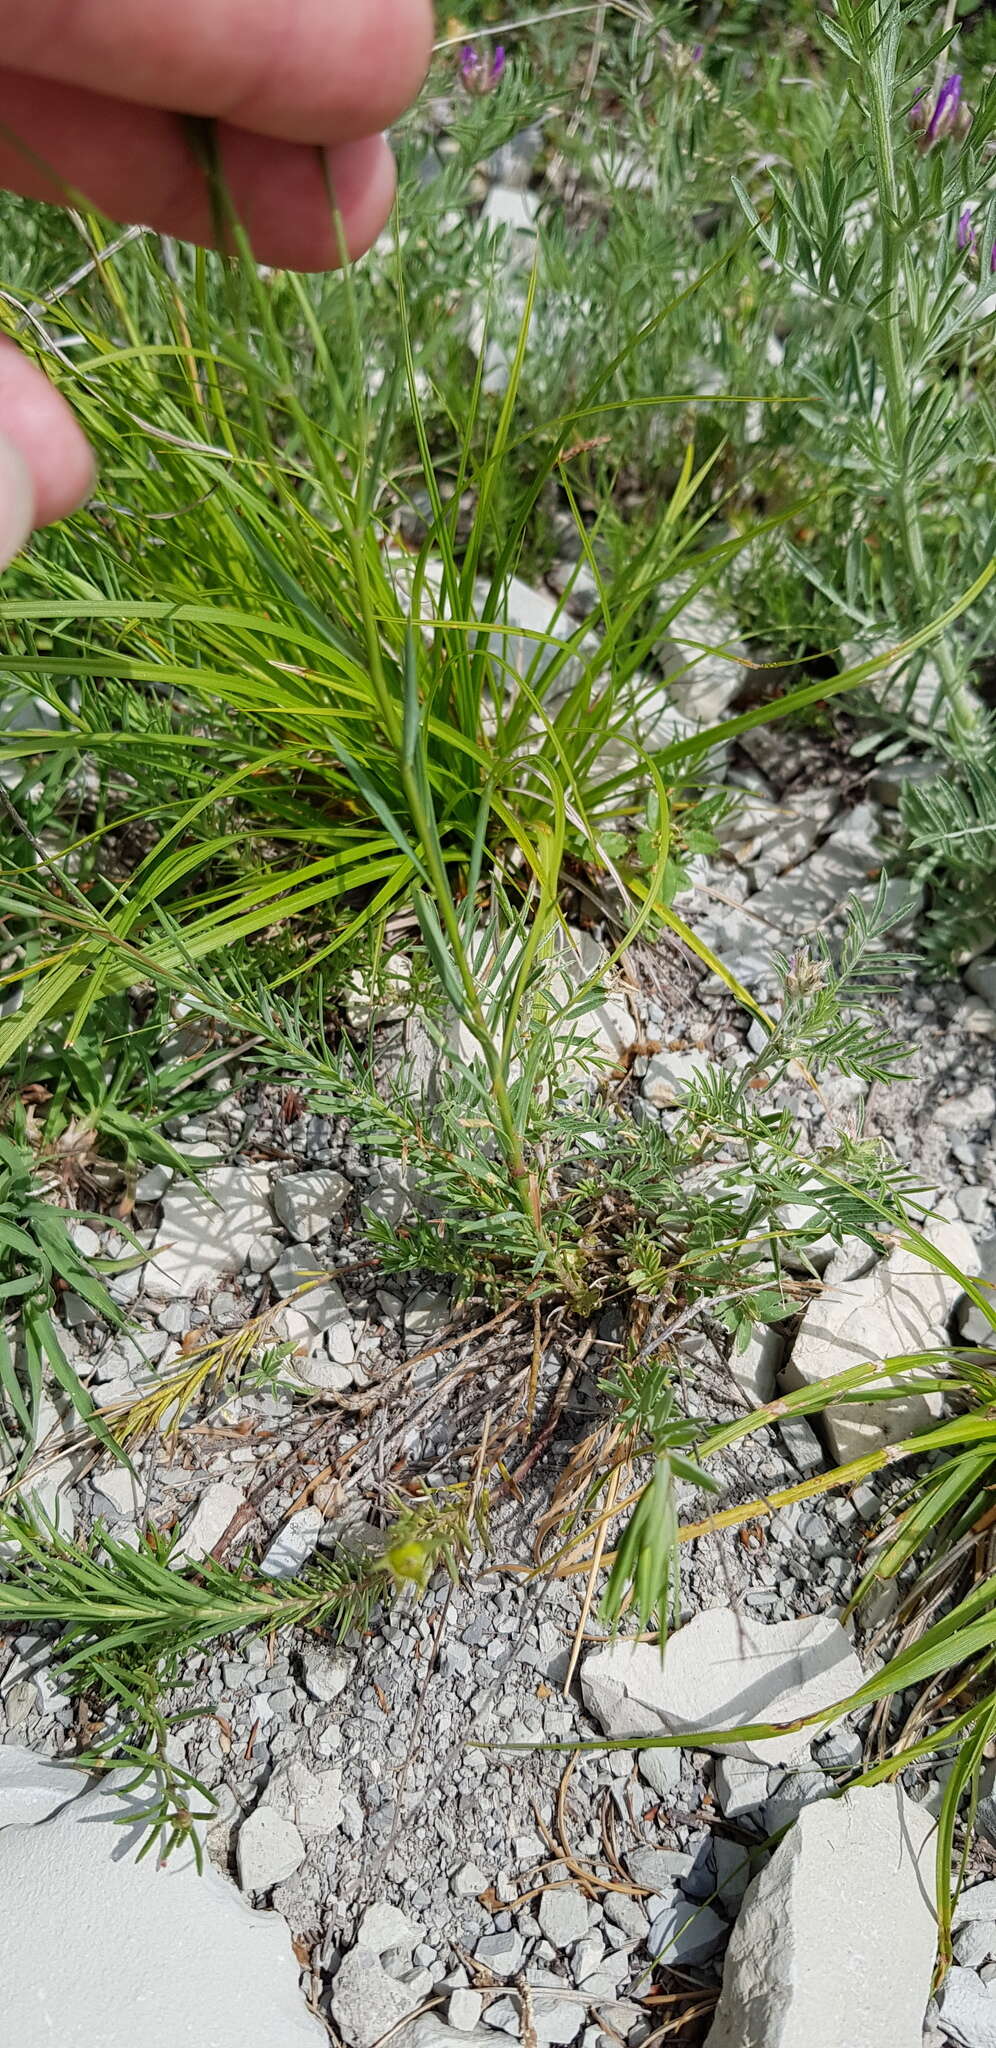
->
[343,523,548,1244]
[864,9,977,737]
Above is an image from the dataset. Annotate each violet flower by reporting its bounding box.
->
[908,88,928,134]
[957,206,976,251]
[459,43,506,95]
[925,72,963,144]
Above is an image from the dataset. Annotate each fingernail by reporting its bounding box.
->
[0,432,36,570]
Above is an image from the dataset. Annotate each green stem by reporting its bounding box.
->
[408,821,548,1242]
[344,523,547,1245]
[865,19,976,737]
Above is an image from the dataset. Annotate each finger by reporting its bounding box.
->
[0,432,35,568]
[0,339,94,528]
[0,72,397,270]
[0,0,433,145]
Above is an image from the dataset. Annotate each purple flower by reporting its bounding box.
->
[908,88,929,134]
[459,42,506,95]
[957,206,976,251]
[991,241,996,275]
[925,72,963,144]
[691,43,704,62]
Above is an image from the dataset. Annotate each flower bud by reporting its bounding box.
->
[459,43,506,95]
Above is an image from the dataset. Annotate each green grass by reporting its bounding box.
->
[0,0,995,1946]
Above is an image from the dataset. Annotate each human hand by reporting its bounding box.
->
[0,0,433,566]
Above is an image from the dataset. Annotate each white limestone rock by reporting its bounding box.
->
[265,1757,343,1838]
[727,1324,783,1409]
[470,574,601,714]
[937,1968,996,2048]
[299,1641,355,1705]
[399,2019,494,2048]
[331,1947,424,2048]
[841,638,977,729]
[748,801,882,931]
[356,1899,422,1954]
[481,182,539,252]
[259,1505,323,1579]
[0,1745,86,1828]
[656,580,747,725]
[145,1166,273,1297]
[784,1214,978,1462]
[343,953,413,1030]
[268,1244,326,1296]
[0,1774,323,2044]
[93,1462,145,1519]
[405,1289,452,1348]
[549,927,638,1066]
[966,955,996,1013]
[237,1804,306,1893]
[704,1785,935,2048]
[649,1892,726,1966]
[641,1047,716,1106]
[171,1478,245,1565]
[582,1609,864,1766]
[272,1170,350,1240]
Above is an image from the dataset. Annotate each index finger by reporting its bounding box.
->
[0,0,433,145]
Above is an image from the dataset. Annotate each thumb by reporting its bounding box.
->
[0,430,36,570]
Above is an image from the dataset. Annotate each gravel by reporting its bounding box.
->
[7,707,996,2045]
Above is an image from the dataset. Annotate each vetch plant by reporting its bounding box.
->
[734,0,996,739]
[458,41,507,95]
[0,1482,485,1864]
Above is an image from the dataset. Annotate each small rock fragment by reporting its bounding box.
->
[778,1415,824,1476]
[728,1325,783,1409]
[954,1921,995,1969]
[93,1463,144,1519]
[784,1215,977,1463]
[357,1901,422,1955]
[259,1506,323,1579]
[713,1757,770,1821]
[236,1806,305,1893]
[527,1996,585,2044]
[538,1886,589,1947]
[266,1757,342,1836]
[269,1245,324,1296]
[272,1170,350,1240]
[638,1745,682,1797]
[967,956,996,1012]
[172,1479,245,1565]
[954,1882,996,1925]
[448,1988,484,2032]
[247,1234,282,1273]
[604,1892,649,1941]
[145,1167,273,1297]
[642,1048,715,1106]
[937,1967,996,2048]
[648,1892,726,1967]
[331,1948,423,2048]
[299,1641,355,1705]
[625,1846,693,1889]
[474,1928,524,1975]
[398,2021,493,2048]
[405,1289,451,1347]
